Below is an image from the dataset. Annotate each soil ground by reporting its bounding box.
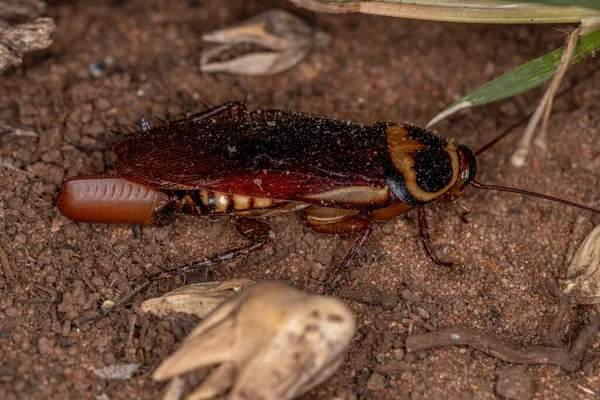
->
[1,1,599,399]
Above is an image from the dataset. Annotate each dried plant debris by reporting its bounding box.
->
[93,363,140,380]
[0,16,56,74]
[0,0,46,23]
[405,308,600,373]
[560,224,600,305]
[200,9,327,76]
[141,279,255,319]
[405,228,600,373]
[152,281,355,400]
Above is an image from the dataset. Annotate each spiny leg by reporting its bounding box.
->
[303,207,374,292]
[97,218,272,319]
[453,200,471,224]
[328,224,372,292]
[140,116,151,131]
[186,101,247,122]
[418,206,456,268]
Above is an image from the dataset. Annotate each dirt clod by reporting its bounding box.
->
[366,371,387,391]
[495,366,535,400]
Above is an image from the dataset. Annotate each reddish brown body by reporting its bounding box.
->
[57,101,600,307]
[58,103,476,237]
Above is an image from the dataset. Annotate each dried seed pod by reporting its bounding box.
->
[153,281,355,400]
[141,279,255,319]
[560,225,600,304]
[200,9,325,76]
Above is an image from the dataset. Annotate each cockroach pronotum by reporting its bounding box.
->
[57,101,600,312]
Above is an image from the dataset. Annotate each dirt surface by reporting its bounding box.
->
[1,1,600,399]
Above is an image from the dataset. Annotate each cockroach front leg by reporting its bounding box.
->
[328,224,373,291]
[98,218,272,318]
[453,200,471,224]
[418,206,456,268]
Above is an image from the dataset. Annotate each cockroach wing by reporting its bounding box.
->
[114,110,388,200]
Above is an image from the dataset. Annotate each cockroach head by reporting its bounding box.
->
[448,144,477,200]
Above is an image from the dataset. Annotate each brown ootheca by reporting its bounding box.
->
[57,101,600,306]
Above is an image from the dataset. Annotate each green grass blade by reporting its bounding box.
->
[427,28,600,127]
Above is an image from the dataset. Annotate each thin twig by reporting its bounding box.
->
[0,245,18,283]
[405,305,600,373]
[511,27,582,167]
[405,326,582,372]
[543,278,572,347]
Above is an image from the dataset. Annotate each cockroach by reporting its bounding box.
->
[57,101,600,311]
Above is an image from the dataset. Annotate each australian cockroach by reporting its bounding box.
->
[57,101,600,310]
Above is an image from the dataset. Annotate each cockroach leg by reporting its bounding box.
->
[418,206,456,268]
[99,218,272,319]
[140,116,151,131]
[186,101,247,122]
[328,224,373,292]
[132,224,143,241]
[453,200,471,223]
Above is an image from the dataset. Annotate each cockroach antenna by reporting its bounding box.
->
[470,180,600,216]
[475,65,600,157]
[471,65,600,216]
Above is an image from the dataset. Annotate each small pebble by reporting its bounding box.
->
[495,365,535,400]
[391,348,404,360]
[38,337,55,355]
[366,372,386,391]
[403,352,417,363]
[5,307,21,318]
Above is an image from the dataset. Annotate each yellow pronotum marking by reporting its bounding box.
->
[386,125,459,203]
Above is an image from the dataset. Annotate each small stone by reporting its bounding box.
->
[5,307,21,317]
[308,263,327,282]
[403,352,417,363]
[94,98,111,110]
[495,365,535,400]
[366,372,386,391]
[582,362,595,375]
[459,390,475,400]
[391,348,404,360]
[62,321,71,337]
[38,337,55,355]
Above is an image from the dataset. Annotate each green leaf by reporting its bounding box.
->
[428,28,600,127]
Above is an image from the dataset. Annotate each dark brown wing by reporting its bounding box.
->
[114,110,388,200]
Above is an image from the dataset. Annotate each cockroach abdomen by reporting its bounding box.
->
[57,175,170,225]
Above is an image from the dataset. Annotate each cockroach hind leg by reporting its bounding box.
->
[235,218,273,242]
[92,218,272,323]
